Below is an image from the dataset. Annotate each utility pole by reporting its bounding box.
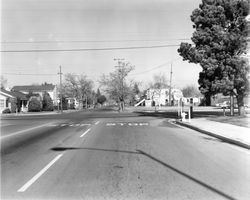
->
[169,62,173,106]
[58,66,63,113]
[114,58,125,111]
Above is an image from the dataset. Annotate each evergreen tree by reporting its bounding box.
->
[178,0,250,114]
[42,92,54,111]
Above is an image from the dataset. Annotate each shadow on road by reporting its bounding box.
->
[137,150,237,200]
[51,146,237,200]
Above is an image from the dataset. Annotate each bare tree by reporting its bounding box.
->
[63,73,94,109]
[100,62,134,111]
[149,73,169,108]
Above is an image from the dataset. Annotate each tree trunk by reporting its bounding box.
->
[236,94,245,116]
[204,93,211,106]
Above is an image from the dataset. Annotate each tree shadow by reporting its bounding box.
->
[50,146,237,200]
[50,147,140,155]
[137,150,237,200]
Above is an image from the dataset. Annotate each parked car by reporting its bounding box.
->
[220,101,230,109]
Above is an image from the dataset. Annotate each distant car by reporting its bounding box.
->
[220,101,230,109]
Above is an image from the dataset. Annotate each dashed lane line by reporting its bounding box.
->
[17,154,63,192]
[95,121,100,125]
[80,128,91,138]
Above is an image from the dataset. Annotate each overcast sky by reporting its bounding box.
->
[1,0,202,90]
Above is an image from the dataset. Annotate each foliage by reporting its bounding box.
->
[182,85,202,97]
[97,95,107,105]
[62,73,94,108]
[99,62,134,110]
[2,108,11,114]
[149,73,169,106]
[150,73,169,90]
[10,98,17,113]
[42,92,54,111]
[128,82,141,105]
[28,97,42,112]
[178,0,250,114]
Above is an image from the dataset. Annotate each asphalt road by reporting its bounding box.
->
[1,109,250,200]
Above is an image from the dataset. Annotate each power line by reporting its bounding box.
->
[1,39,190,44]
[2,73,57,76]
[129,58,181,76]
[1,44,180,53]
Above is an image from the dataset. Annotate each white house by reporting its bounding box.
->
[12,84,58,105]
[0,88,16,113]
[146,88,183,106]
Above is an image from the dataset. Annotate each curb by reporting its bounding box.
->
[175,120,250,150]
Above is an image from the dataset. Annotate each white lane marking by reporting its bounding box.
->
[106,123,116,126]
[17,154,63,192]
[0,122,53,140]
[75,124,80,126]
[60,124,67,127]
[80,124,91,126]
[95,121,100,125]
[80,128,91,138]
[105,122,149,126]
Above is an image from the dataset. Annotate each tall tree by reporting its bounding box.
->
[182,85,202,97]
[63,73,94,108]
[149,73,169,107]
[178,0,250,115]
[100,62,134,111]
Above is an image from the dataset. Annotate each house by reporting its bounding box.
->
[0,88,17,113]
[66,97,79,109]
[146,88,183,106]
[0,88,29,113]
[12,84,58,105]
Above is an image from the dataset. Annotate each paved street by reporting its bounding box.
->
[1,109,250,200]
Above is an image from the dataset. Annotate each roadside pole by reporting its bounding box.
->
[58,66,63,113]
[169,63,173,106]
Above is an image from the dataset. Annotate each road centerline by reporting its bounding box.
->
[17,154,63,192]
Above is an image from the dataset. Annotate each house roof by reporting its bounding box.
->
[0,88,16,98]
[12,84,56,92]
[0,88,27,100]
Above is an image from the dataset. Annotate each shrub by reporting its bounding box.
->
[2,108,11,114]
[42,92,54,111]
[28,97,41,112]
[97,95,107,105]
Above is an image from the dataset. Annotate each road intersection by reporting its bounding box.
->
[1,109,250,200]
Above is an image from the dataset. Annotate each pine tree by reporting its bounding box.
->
[178,0,250,115]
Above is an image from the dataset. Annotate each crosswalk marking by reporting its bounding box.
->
[106,122,149,127]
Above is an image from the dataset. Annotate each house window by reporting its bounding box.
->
[0,99,5,108]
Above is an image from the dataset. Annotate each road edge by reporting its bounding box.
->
[174,120,250,150]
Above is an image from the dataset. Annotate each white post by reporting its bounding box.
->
[178,99,180,118]
[188,106,191,122]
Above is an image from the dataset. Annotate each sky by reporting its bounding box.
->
[1,0,202,90]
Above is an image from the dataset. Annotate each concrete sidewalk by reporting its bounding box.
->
[175,118,250,149]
